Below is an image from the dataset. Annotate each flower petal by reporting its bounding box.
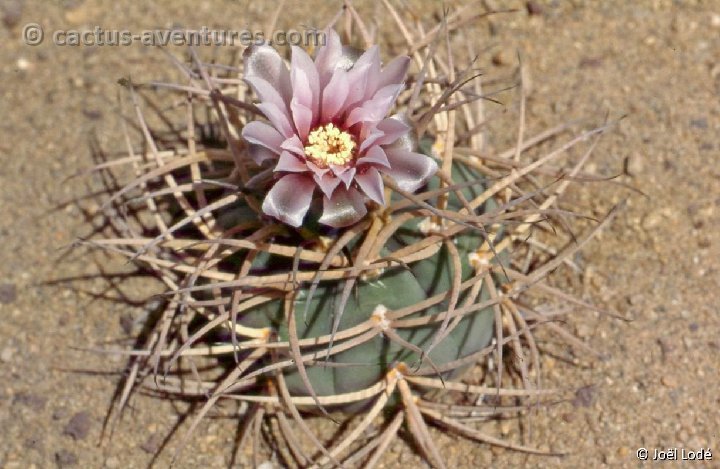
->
[280,134,306,157]
[357,145,390,168]
[314,29,343,86]
[313,172,341,198]
[355,167,385,205]
[363,47,382,100]
[242,121,284,155]
[337,166,356,188]
[358,118,410,153]
[243,44,292,106]
[321,68,350,122]
[248,145,277,165]
[291,46,320,124]
[274,151,309,173]
[375,117,411,145]
[244,75,289,115]
[377,55,411,89]
[262,174,314,227]
[336,45,363,72]
[352,45,380,73]
[345,83,404,127]
[319,186,367,228]
[342,47,379,111]
[306,160,329,177]
[290,99,313,141]
[256,102,295,138]
[385,113,418,153]
[383,149,438,192]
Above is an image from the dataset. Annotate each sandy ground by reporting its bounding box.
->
[1,0,719,468]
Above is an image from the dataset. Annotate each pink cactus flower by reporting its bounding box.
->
[241,30,438,228]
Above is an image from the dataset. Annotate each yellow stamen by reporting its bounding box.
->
[304,123,356,166]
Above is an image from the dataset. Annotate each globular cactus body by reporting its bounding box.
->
[220,158,504,404]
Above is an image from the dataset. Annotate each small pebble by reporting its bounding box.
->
[579,56,604,68]
[625,153,644,176]
[712,13,720,28]
[0,347,13,363]
[56,450,78,466]
[104,456,120,468]
[140,432,163,454]
[572,385,596,407]
[0,283,17,304]
[641,211,663,230]
[14,392,46,411]
[16,57,31,71]
[64,411,92,440]
[119,314,134,335]
[499,420,512,435]
[1,0,23,28]
[83,109,103,120]
[690,118,708,129]
[526,1,543,16]
[53,407,70,420]
[661,375,677,388]
[657,338,674,360]
[492,49,512,66]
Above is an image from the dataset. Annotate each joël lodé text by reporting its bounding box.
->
[653,447,713,461]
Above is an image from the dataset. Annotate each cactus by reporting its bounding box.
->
[88,4,620,467]
[220,153,505,406]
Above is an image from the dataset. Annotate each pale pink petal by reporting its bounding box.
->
[321,69,350,122]
[339,65,370,115]
[377,55,411,89]
[363,47,382,100]
[242,121,284,154]
[357,145,390,168]
[329,164,357,188]
[262,174,314,227]
[337,166,356,188]
[314,29,342,86]
[383,149,438,192]
[335,45,363,72]
[358,118,409,153]
[384,113,417,153]
[290,100,313,141]
[274,151,309,173]
[280,134,305,157]
[313,172,341,198]
[306,160,329,176]
[248,145,277,165]
[341,47,377,112]
[243,44,292,106]
[352,45,380,73]
[319,186,367,228]
[329,164,350,176]
[256,102,295,138]
[375,117,411,145]
[355,167,385,205]
[244,76,289,114]
[345,84,404,127]
[358,128,383,153]
[291,46,320,123]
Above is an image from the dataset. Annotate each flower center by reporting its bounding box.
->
[304,123,356,166]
